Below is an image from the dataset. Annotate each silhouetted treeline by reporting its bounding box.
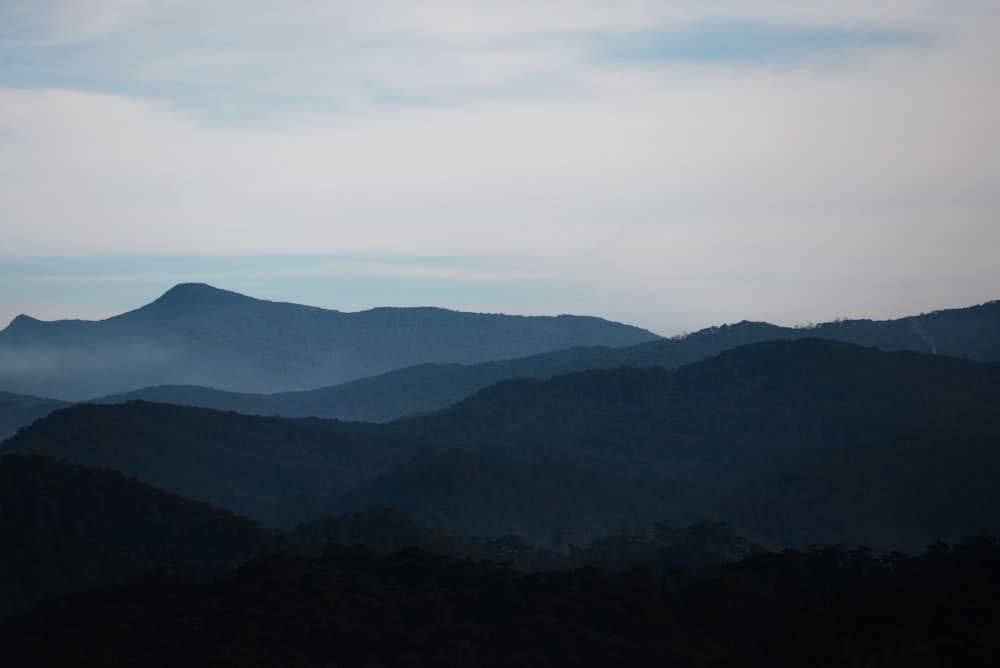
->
[295,505,751,574]
[0,454,747,617]
[3,533,999,667]
[3,453,1000,665]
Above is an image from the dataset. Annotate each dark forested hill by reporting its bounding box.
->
[395,339,1000,465]
[332,450,680,545]
[6,339,1000,550]
[0,391,71,442]
[0,401,412,527]
[368,340,1000,549]
[0,283,659,400]
[12,452,999,667]
[0,454,286,617]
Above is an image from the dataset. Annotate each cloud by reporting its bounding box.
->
[5,28,992,251]
[2,1,939,121]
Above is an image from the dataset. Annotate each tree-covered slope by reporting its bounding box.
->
[0,454,286,617]
[370,340,1000,549]
[397,339,1000,465]
[0,391,71,442]
[1,402,410,527]
[332,450,680,545]
[704,430,1000,550]
[6,339,1000,548]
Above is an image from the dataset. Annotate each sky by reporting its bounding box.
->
[2,1,999,336]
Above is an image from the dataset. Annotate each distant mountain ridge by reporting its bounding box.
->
[0,283,659,400]
[7,338,1000,550]
[86,297,1000,423]
[1,296,997,435]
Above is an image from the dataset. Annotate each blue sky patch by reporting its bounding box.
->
[599,20,932,65]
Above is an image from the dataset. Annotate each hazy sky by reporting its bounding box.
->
[2,1,998,335]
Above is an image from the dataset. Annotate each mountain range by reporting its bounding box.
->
[1,286,997,440]
[5,287,1000,662]
[3,288,1000,546]
[6,337,1000,551]
[0,282,658,400]
[92,297,1000,422]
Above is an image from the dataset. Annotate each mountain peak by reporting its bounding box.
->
[139,283,255,317]
[160,282,231,299]
[3,314,42,330]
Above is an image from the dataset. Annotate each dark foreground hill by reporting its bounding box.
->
[6,339,1000,550]
[0,454,286,617]
[0,283,658,400]
[3,454,998,667]
[0,453,753,618]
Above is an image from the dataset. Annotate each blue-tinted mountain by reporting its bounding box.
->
[0,283,659,400]
[93,345,621,422]
[2,292,996,422]
[91,298,1000,424]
